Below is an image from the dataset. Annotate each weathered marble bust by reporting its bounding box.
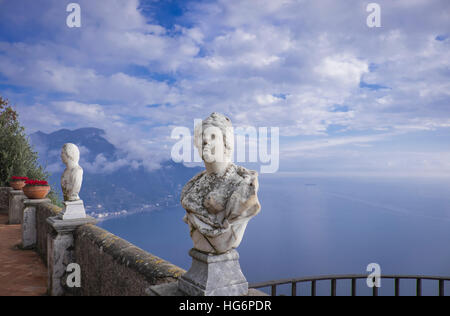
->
[181,112,261,254]
[61,143,83,201]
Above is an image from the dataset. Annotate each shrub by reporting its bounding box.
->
[0,96,61,206]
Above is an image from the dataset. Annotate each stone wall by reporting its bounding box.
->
[19,199,186,296]
[0,187,12,213]
[35,202,61,261]
[74,224,186,296]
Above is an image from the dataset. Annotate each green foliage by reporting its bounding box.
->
[0,96,61,206]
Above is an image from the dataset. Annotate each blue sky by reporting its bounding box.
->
[0,0,449,176]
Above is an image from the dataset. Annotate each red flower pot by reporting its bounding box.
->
[10,180,26,190]
[23,185,50,199]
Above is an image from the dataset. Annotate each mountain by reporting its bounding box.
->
[30,128,202,219]
[31,128,117,162]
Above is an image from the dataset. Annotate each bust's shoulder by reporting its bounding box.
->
[69,165,83,176]
[229,165,259,201]
[234,165,258,184]
[64,164,83,171]
[181,170,207,197]
[191,170,207,182]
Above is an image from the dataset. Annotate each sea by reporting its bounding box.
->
[98,174,450,296]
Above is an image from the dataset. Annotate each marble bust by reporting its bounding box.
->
[181,113,261,254]
[61,143,83,201]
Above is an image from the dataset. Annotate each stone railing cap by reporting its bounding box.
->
[24,198,51,205]
[189,248,240,263]
[10,190,25,195]
[47,216,97,233]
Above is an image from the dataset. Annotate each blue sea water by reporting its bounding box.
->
[98,175,450,296]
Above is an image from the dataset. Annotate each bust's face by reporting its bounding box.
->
[61,149,68,165]
[200,125,225,163]
[61,144,80,165]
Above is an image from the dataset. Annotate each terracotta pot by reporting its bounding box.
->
[23,185,50,199]
[9,180,26,190]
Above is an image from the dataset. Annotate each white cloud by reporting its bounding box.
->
[55,102,106,120]
[0,0,449,175]
[82,154,138,174]
[283,133,392,154]
[315,55,368,87]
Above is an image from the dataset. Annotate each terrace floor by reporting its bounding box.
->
[0,213,47,296]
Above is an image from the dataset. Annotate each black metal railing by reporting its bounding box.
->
[249,274,450,296]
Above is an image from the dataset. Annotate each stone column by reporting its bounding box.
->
[148,249,269,296]
[46,216,96,296]
[178,248,248,296]
[8,190,26,224]
[21,198,50,249]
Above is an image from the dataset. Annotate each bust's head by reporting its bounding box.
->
[194,112,234,163]
[61,143,80,166]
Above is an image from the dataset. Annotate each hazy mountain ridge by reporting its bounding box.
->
[30,128,201,220]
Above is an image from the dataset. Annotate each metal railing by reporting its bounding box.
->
[249,274,450,296]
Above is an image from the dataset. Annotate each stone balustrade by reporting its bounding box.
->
[2,187,185,296]
[74,224,185,296]
[1,143,192,296]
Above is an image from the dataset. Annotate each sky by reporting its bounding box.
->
[0,0,449,177]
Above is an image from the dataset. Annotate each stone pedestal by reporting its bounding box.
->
[177,248,248,296]
[46,216,96,296]
[59,200,86,220]
[8,190,26,224]
[21,198,50,249]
